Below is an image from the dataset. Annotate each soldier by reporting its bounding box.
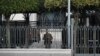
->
[43,29,53,48]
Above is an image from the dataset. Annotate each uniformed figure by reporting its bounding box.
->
[43,30,53,48]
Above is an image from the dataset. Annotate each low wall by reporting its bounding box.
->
[0,49,71,56]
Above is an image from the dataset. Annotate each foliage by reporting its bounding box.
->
[0,0,100,14]
[72,0,100,8]
[44,0,67,9]
[0,0,40,15]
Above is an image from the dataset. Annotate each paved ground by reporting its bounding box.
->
[0,49,71,56]
[0,53,71,56]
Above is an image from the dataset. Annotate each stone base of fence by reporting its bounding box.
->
[0,49,71,56]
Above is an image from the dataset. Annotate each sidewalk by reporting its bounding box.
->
[0,49,71,56]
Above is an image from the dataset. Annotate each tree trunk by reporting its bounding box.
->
[25,13,29,26]
[24,13,29,48]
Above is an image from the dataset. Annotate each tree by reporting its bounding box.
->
[72,0,100,9]
[44,0,67,10]
[0,0,40,48]
[72,0,100,53]
[71,0,100,26]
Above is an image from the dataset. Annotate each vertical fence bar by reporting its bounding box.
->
[78,26,80,53]
[14,27,15,48]
[25,27,28,48]
[98,27,100,54]
[98,27,100,53]
[71,19,74,56]
[93,27,96,56]
[87,27,89,54]
[80,27,82,53]
[15,27,17,47]
[97,26,99,53]
[73,24,77,56]
[0,27,2,48]
[84,26,88,53]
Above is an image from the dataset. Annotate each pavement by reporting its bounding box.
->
[0,49,71,56]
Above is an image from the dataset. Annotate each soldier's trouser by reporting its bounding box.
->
[45,44,51,48]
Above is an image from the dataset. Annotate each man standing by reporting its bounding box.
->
[43,30,53,48]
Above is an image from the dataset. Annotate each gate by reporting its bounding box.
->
[74,26,100,56]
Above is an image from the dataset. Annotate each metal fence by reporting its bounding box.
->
[74,26,100,54]
[0,26,68,49]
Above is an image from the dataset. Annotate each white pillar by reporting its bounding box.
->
[29,13,37,27]
[2,14,6,21]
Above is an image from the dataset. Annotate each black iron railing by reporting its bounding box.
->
[0,26,68,49]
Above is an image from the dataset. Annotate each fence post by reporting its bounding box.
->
[71,18,74,56]
[84,26,88,53]
[25,27,28,48]
[73,19,77,56]
[93,27,96,56]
